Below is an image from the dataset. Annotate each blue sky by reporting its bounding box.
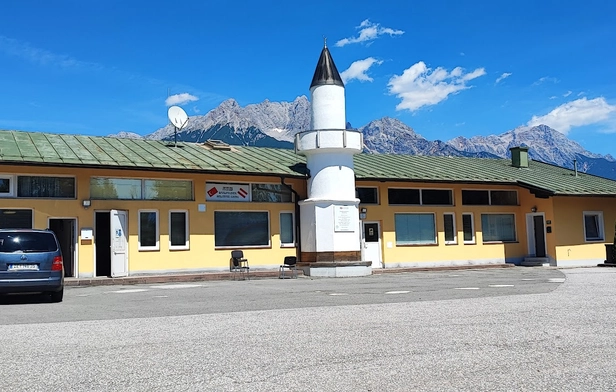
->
[1,0,615,156]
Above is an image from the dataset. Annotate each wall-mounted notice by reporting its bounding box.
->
[206,183,250,202]
[334,205,355,232]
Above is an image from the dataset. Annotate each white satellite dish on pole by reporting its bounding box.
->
[167,105,189,147]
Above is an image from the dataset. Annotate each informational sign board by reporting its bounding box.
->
[206,183,250,202]
[334,205,355,232]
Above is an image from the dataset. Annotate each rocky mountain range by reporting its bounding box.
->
[110,96,616,180]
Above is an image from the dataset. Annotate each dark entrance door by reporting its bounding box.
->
[49,218,76,277]
[533,215,546,257]
[95,211,112,277]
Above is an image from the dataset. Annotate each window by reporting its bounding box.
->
[444,213,456,244]
[462,190,489,205]
[145,180,193,200]
[583,212,604,242]
[214,211,270,247]
[490,191,518,205]
[17,176,75,198]
[91,178,192,200]
[0,209,33,229]
[481,214,516,242]
[356,187,378,204]
[421,189,453,205]
[0,175,15,197]
[280,212,295,246]
[394,213,436,245]
[462,213,475,244]
[462,190,518,206]
[138,210,159,250]
[252,184,293,203]
[388,189,420,205]
[169,211,189,250]
[388,188,453,205]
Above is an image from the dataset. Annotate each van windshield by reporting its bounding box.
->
[0,232,58,253]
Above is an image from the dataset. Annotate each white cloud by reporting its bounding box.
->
[495,72,512,84]
[527,97,616,134]
[563,90,572,97]
[533,76,559,86]
[388,61,486,112]
[340,57,383,83]
[549,96,558,100]
[0,35,102,70]
[335,19,404,47]
[193,106,200,114]
[165,93,199,107]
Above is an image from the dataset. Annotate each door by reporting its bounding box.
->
[110,209,128,277]
[533,215,546,257]
[362,221,382,268]
[526,213,546,258]
[48,218,76,277]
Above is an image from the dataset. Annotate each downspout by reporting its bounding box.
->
[280,177,302,262]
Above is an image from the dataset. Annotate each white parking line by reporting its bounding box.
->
[153,295,169,298]
[548,278,566,283]
[521,279,536,281]
[488,284,515,288]
[149,284,203,289]
[329,293,349,296]
[108,289,149,294]
[454,287,480,290]
[385,290,410,294]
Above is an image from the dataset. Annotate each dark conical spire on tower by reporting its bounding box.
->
[310,40,344,89]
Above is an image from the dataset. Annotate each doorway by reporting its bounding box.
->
[526,213,547,258]
[95,210,129,278]
[362,221,382,268]
[48,218,77,277]
[95,211,111,277]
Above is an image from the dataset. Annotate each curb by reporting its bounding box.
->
[65,263,514,287]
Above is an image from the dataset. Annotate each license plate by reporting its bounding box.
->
[8,264,39,271]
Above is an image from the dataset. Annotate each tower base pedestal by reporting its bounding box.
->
[299,261,372,277]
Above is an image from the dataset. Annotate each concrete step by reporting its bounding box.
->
[521,257,551,267]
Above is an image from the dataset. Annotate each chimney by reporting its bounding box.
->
[510,146,529,168]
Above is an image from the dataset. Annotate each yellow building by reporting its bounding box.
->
[1,131,615,277]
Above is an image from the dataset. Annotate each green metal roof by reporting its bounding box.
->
[1,130,615,196]
[0,130,307,177]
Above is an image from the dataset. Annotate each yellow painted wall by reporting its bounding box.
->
[552,196,616,264]
[0,165,305,277]
[357,181,556,266]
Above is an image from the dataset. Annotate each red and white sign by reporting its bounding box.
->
[206,183,251,202]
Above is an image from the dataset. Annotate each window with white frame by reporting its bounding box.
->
[583,211,604,242]
[0,175,15,197]
[462,213,475,244]
[90,178,192,200]
[388,188,453,206]
[280,212,295,247]
[394,213,436,245]
[214,211,270,248]
[481,213,516,242]
[169,210,189,250]
[443,213,457,244]
[138,210,159,250]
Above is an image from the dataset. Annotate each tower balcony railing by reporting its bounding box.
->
[294,128,363,154]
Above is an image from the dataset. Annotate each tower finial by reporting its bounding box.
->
[324,36,327,48]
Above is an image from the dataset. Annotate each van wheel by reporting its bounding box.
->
[49,288,64,303]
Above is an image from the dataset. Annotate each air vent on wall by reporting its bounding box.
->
[204,139,231,151]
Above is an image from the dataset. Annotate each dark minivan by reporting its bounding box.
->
[0,229,64,302]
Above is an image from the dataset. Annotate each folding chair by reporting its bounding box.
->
[230,250,249,280]
[279,256,297,279]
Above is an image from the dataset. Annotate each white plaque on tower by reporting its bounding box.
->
[334,205,355,232]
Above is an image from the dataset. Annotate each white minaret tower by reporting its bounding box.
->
[295,42,370,277]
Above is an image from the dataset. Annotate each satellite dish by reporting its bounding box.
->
[167,105,189,147]
[167,106,189,129]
